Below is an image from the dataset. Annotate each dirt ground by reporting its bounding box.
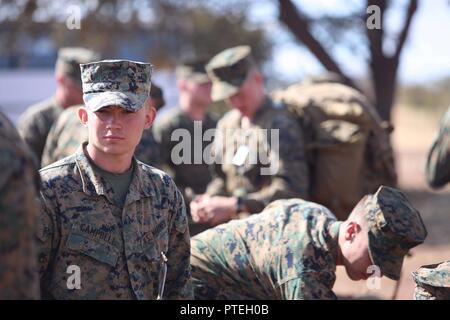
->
[332,104,450,300]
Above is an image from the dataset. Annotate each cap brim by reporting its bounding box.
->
[211,81,240,102]
[368,230,405,281]
[83,91,146,112]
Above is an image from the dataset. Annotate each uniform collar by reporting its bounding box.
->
[327,221,342,262]
[74,142,154,205]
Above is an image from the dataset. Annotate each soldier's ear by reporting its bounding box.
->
[143,104,156,129]
[78,107,89,127]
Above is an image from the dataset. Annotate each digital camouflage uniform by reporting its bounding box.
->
[205,45,309,214]
[18,97,63,165]
[0,111,40,299]
[36,60,193,300]
[18,47,100,164]
[191,186,427,299]
[192,198,340,299]
[412,261,450,300]
[41,105,162,168]
[426,106,450,188]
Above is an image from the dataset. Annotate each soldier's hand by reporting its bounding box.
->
[191,196,238,226]
[202,196,237,226]
[190,194,210,223]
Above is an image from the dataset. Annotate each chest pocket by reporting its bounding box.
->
[66,231,119,267]
[142,222,169,262]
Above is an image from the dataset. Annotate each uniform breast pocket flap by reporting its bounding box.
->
[66,232,119,267]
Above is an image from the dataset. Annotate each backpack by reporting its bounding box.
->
[272,82,397,219]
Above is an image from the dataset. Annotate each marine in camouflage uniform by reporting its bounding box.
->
[412,261,450,300]
[18,47,100,165]
[191,186,427,300]
[426,106,450,188]
[37,60,192,300]
[190,46,309,226]
[0,110,40,299]
[41,82,166,168]
[153,59,217,197]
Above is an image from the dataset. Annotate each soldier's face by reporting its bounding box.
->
[179,79,212,108]
[79,104,155,157]
[341,221,376,281]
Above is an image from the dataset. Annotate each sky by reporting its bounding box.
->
[248,0,450,85]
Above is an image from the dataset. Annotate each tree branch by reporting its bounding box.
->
[277,0,349,80]
[366,0,386,61]
[394,0,418,60]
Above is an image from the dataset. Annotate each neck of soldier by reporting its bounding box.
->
[85,143,133,174]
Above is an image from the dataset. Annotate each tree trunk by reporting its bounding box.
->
[371,57,398,122]
[278,0,418,122]
[277,0,354,87]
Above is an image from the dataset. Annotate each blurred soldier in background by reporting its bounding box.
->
[153,58,217,235]
[0,110,40,299]
[191,186,427,300]
[190,45,309,227]
[426,106,450,188]
[18,47,100,165]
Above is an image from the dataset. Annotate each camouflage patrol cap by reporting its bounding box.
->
[206,45,254,101]
[176,58,210,84]
[412,261,450,300]
[80,59,152,112]
[363,186,427,281]
[55,47,101,87]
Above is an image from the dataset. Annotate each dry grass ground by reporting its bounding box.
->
[332,103,450,300]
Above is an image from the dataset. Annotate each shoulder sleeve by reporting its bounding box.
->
[0,144,41,299]
[164,179,194,299]
[36,177,60,286]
